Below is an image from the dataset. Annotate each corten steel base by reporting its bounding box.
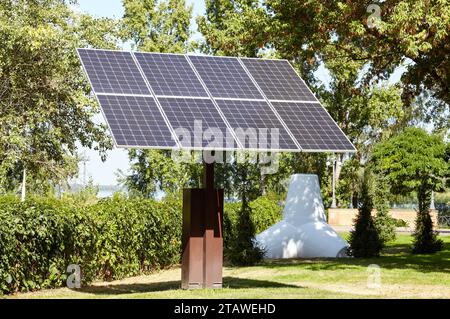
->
[181,163,224,289]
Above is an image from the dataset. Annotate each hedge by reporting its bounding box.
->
[0,195,181,294]
[0,194,281,294]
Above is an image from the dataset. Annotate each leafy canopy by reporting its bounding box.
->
[0,0,119,192]
[371,127,448,194]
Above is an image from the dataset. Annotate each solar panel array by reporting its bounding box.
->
[77,49,355,152]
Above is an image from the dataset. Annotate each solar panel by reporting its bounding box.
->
[241,58,316,102]
[271,101,355,152]
[134,53,208,97]
[77,49,150,95]
[77,49,356,153]
[96,95,176,148]
[188,56,263,99]
[215,99,298,151]
[158,97,236,149]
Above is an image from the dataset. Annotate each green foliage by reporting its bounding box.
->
[371,128,448,195]
[0,0,118,193]
[0,195,181,295]
[412,185,443,254]
[248,196,283,234]
[124,150,202,198]
[226,201,264,266]
[122,0,193,53]
[373,175,397,245]
[372,128,447,253]
[349,171,383,258]
[223,196,282,265]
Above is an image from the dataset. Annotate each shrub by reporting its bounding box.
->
[226,202,264,266]
[373,175,396,245]
[223,196,282,265]
[0,195,182,294]
[349,171,383,258]
[412,185,443,254]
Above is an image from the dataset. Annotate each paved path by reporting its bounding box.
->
[332,225,450,236]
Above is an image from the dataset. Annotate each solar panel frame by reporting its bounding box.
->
[77,49,356,153]
[158,97,238,150]
[271,101,356,152]
[96,94,178,149]
[240,57,318,102]
[77,48,151,95]
[187,55,264,100]
[215,99,300,152]
[134,52,209,98]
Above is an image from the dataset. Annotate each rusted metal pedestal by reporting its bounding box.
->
[181,162,223,289]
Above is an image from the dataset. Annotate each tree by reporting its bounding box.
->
[266,0,450,107]
[122,0,193,53]
[120,0,198,198]
[197,1,419,208]
[373,174,396,245]
[371,127,447,253]
[197,0,269,57]
[348,169,383,258]
[0,0,119,194]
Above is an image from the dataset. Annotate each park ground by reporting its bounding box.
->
[6,234,450,299]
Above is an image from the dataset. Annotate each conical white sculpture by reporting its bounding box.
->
[255,174,348,258]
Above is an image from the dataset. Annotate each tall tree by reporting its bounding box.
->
[371,127,447,253]
[120,0,201,198]
[266,0,450,113]
[0,0,119,194]
[122,0,193,52]
[348,169,383,258]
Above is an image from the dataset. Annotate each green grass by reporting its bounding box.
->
[6,234,450,299]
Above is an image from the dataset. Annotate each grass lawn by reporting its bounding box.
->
[6,234,450,299]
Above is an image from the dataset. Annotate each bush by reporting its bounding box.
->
[223,196,282,265]
[0,195,181,295]
[0,193,281,294]
[412,185,443,254]
[349,171,383,258]
[226,202,264,266]
[373,175,396,245]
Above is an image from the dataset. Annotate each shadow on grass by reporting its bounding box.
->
[260,241,450,273]
[75,277,300,295]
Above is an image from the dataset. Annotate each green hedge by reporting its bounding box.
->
[0,195,181,294]
[0,194,280,294]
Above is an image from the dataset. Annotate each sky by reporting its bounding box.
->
[73,0,404,186]
[73,0,206,186]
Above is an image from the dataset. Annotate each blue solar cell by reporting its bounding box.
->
[96,95,176,148]
[215,99,298,151]
[158,97,237,149]
[77,49,150,95]
[271,101,355,152]
[134,53,208,97]
[188,56,263,99]
[241,58,317,101]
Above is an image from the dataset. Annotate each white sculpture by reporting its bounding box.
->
[255,174,348,258]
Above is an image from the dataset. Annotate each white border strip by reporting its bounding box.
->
[214,97,266,102]
[96,92,153,98]
[269,99,321,104]
[185,55,244,150]
[130,52,182,148]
